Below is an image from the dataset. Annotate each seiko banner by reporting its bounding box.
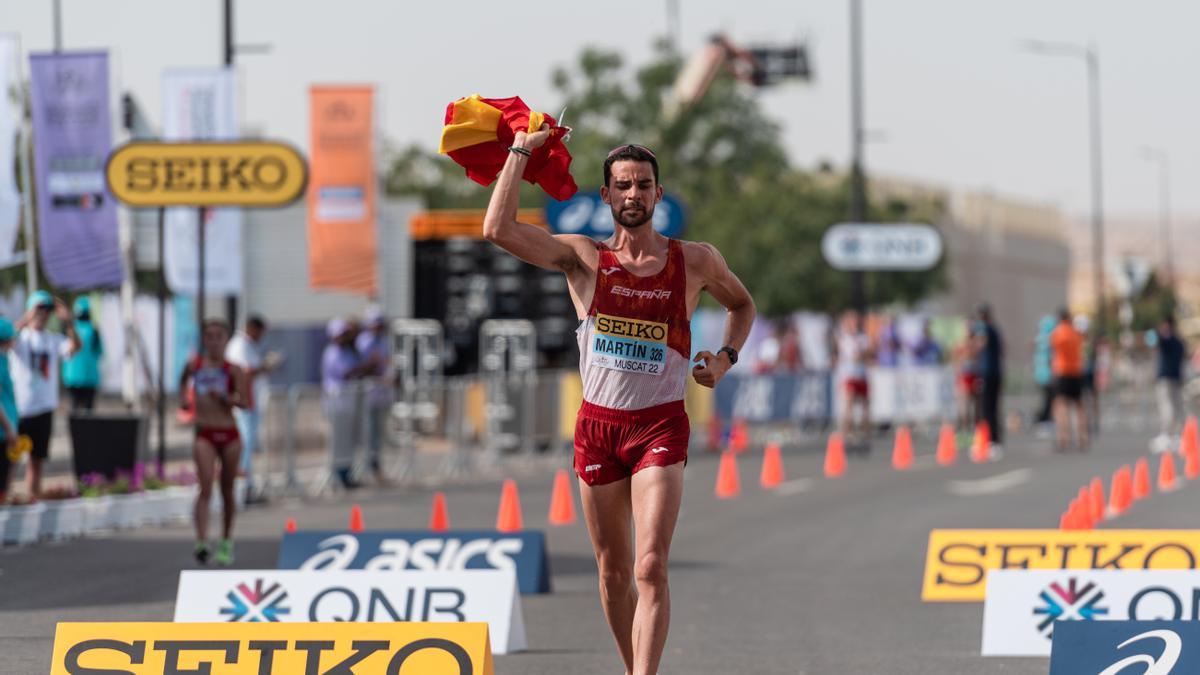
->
[984,569,1200,657]
[174,569,526,654]
[277,531,552,594]
[923,530,1200,602]
[161,68,243,295]
[50,622,495,675]
[1050,621,1194,675]
[28,51,124,289]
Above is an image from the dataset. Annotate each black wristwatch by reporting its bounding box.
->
[718,346,739,366]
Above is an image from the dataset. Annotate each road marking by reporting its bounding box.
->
[947,468,1033,496]
[775,478,815,496]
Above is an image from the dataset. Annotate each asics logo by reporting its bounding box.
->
[1098,629,1181,675]
[650,447,669,454]
[601,267,622,276]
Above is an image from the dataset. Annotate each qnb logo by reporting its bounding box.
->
[1034,578,1108,637]
[220,578,291,622]
[1098,629,1182,675]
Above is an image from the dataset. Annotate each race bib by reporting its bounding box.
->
[590,313,668,376]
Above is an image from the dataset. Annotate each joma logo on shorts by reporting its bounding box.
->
[595,314,668,342]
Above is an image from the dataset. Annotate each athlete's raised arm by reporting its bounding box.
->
[482,126,595,275]
[690,242,756,388]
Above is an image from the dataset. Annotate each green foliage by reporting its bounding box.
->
[384,40,946,316]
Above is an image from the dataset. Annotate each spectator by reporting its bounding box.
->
[1033,314,1056,431]
[954,325,979,431]
[225,314,282,501]
[779,322,803,373]
[1050,308,1088,451]
[10,291,80,498]
[836,311,873,449]
[911,320,943,366]
[321,317,375,489]
[875,316,901,367]
[0,319,22,501]
[972,303,1004,453]
[1152,315,1187,453]
[356,308,392,481]
[61,296,102,412]
[754,321,783,374]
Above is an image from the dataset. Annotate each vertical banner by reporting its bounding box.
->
[161,68,243,295]
[307,85,377,294]
[27,51,124,289]
[0,43,20,265]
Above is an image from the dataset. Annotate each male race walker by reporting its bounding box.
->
[483,129,755,675]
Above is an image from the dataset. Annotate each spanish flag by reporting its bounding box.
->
[439,94,578,200]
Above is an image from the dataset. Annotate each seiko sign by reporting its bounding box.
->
[821,222,943,271]
[276,531,552,594]
[105,141,308,208]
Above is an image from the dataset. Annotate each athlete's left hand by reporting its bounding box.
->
[692,351,731,389]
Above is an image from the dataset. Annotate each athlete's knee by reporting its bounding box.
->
[597,559,633,595]
[634,550,669,590]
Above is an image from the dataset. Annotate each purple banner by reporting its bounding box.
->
[29,51,123,289]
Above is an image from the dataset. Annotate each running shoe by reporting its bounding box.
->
[194,541,210,565]
[215,539,234,567]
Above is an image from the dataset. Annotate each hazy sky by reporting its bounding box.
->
[6,0,1199,220]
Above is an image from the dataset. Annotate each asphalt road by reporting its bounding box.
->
[1,411,1194,674]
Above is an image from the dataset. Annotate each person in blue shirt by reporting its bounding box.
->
[0,318,24,501]
[971,303,1005,452]
[1153,315,1189,453]
[62,296,103,411]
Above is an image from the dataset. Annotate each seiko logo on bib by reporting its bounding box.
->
[611,286,672,300]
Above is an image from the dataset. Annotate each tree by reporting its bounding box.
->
[385,40,946,316]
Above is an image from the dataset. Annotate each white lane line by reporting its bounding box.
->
[947,468,1033,496]
[774,478,815,496]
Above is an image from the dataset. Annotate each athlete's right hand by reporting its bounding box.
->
[513,123,553,151]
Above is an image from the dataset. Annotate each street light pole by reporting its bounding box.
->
[1020,40,1107,336]
[1140,147,1173,295]
[848,0,867,315]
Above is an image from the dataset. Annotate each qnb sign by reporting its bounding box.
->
[106,141,308,208]
[821,222,943,271]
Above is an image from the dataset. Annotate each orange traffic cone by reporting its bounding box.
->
[1187,448,1200,481]
[730,419,749,454]
[1074,487,1094,530]
[1133,458,1152,501]
[824,433,847,478]
[496,479,524,533]
[1109,466,1133,516]
[715,451,741,499]
[429,491,450,532]
[1070,498,1088,530]
[760,442,785,489]
[971,422,992,463]
[285,518,297,533]
[548,469,577,525]
[1059,511,1072,531]
[349,504,364,533]
[1159,452,1179,492]
[892,426,914,471]
[1088,477,1106,524]
[1183,416,1199,462]
[936,424,957,467]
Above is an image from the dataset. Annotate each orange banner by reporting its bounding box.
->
[307,85,377,294]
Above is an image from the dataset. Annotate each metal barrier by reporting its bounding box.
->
[390,319,445,480]
[479,319,537,459]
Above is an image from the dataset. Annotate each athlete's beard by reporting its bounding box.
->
[613,203,654,229]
